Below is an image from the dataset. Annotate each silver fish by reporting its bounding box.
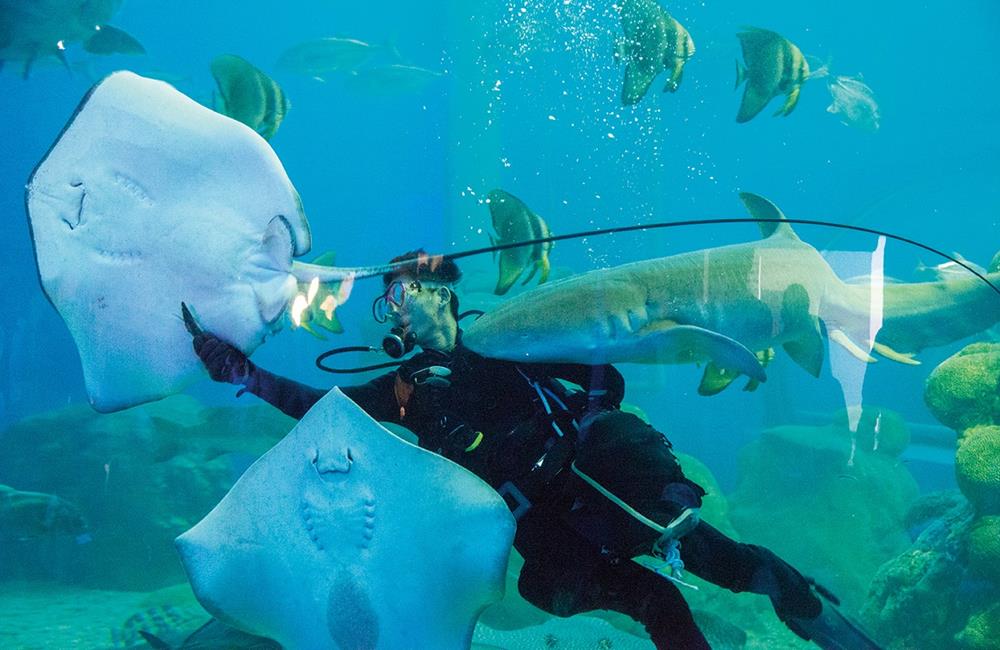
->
[827,75,880,131]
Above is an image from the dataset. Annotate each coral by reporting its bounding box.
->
[0,395,294,590]
[955,425,1000,514]
[956,602,1000,650]
[967,515,1000,582]
[861,498,976,649]
[923,342,1000,432]
[832,406,910,457]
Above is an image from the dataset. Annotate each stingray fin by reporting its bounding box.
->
[872,341,920,365]
[84,25,146,55]
[830,329,877,363]
[622,62,657,105]
[739,192,799,240]
[137,631,172,650]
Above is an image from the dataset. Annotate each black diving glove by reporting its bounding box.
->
[192,332,257,386]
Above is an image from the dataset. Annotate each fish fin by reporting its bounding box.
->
[317,313,344,334]
[84,25,146,55]
[734,59,747,89]
[489,234,497,262]
[739,192,799,240]
[22,56,35,80]
[872,341,920,365]
[742,376,762,392]
[538,255,551,283]
[664,64,683,93]
[736,80,773,123]
[622,61,657,105]
[495,251,524,295]
[299,321,327,341]
[774,84,802,117]
[830,329,877,363]
[634,323,767,383]
[521,262,539,285]
[698,363,739,396]
[311,251,337,266]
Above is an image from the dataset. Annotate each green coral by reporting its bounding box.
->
[956,602,1000,650]
[967,515,1000,581]
[832,406,910,457]
[955,425,1000,514]
[924,342,1000,432]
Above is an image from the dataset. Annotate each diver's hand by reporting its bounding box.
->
[192,332,256,386]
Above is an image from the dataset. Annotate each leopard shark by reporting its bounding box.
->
[463,192,1000,396]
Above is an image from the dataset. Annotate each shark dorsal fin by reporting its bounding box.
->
[739,192,800,240]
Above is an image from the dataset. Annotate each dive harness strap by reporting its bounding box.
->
[571,461,701,590]
[497,369,583,520]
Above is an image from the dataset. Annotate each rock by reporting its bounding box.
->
[729,421,920,611]
[966,515,1000,583]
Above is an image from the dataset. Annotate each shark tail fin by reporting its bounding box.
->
[739,192,800,240]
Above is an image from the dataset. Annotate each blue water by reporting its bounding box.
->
[1,0,998,646]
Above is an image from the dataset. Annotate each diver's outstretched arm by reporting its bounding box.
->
[191,331,326,419]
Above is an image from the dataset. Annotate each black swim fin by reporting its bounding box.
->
[784,583,883,650]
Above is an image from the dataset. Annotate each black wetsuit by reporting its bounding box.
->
[242,339,820,649]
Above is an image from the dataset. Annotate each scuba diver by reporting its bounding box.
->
[189,249,881,650]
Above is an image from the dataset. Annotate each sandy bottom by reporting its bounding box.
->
[0,582,149,649]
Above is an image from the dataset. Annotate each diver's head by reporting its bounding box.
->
[373,249,461,352]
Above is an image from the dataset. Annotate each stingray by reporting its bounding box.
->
[26,71,380,412]
[176,388,515,650]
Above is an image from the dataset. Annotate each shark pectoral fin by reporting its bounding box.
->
[775,85,801,117]
[698,363,738,396]
[84,25,146,55]
[830,329,877,363]
[872,341,920,365]
[639,324,767,382]
[622,62,657,105]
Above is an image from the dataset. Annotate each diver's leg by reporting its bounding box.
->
[680,521,822,621]
[516,505,709,649]
[598,560,711,650]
